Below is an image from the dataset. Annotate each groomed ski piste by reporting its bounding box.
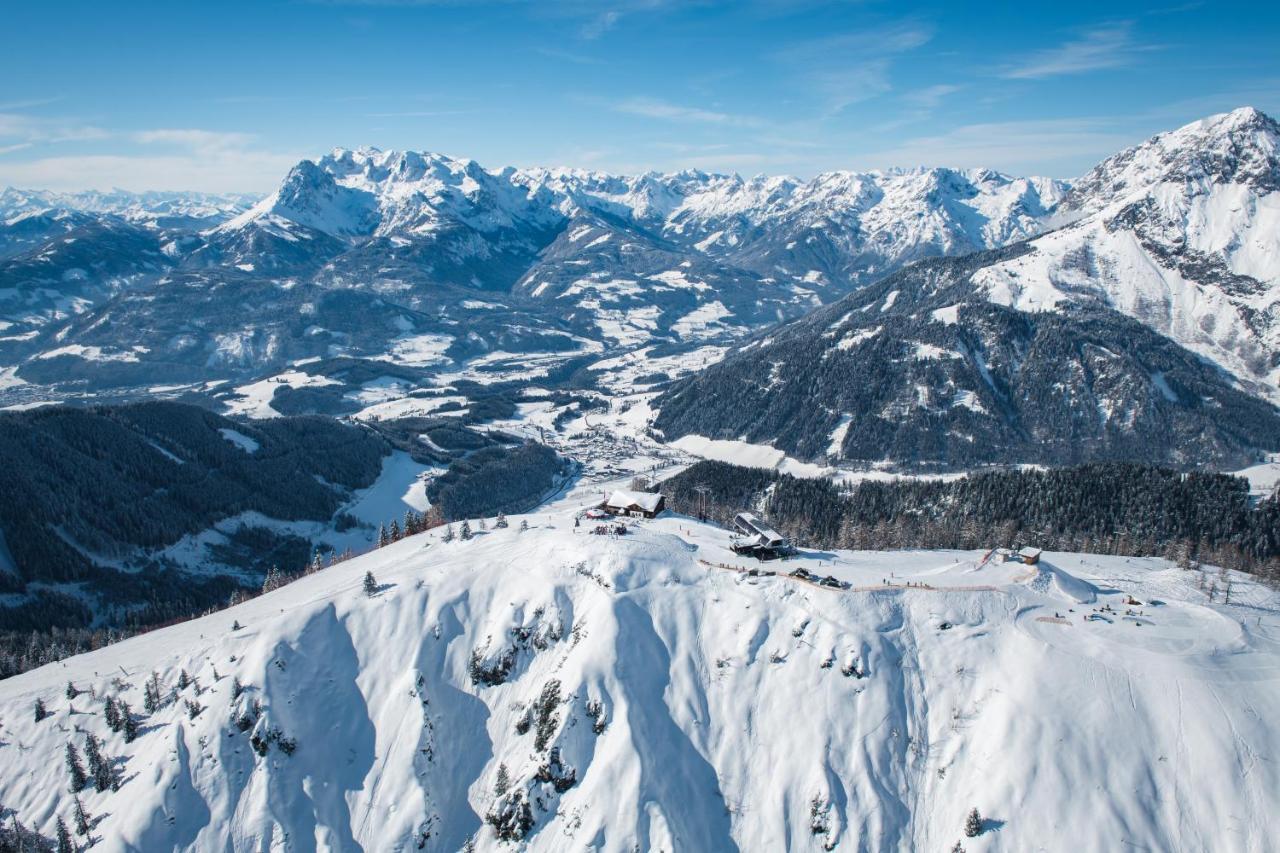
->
[2,482,1278,852]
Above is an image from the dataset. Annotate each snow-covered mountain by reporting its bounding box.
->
[1,507,1277,850]
[0,151,1067,405]
[0,187,257,228]
[652,246,1280,470]
[5,107,1280,425]
[971,107,1280,399]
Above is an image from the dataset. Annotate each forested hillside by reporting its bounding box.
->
[0,402,388,675]
[663,461,1280,580]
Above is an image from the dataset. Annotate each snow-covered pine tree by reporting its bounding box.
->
[519,519,528,532]
[232,676,244,700]
[405,510,419,536]
[494,763,511,797]
[65,743,87,793]
[86,733,111,793]
[65,681,79,700]
[460,520,473,541]
[56,816,73,853]
[177,669,191,691]
[378,523,390,548]
[143,676,157,713]
[478,517,488,531]
[495,512,508,529]
[103,697,121,732]
[73,796,90,836]
[443,523,455,542]
[964,807,983,838]
[121,701,138,743]
[363,571,378,598]
[34,697,49,723]
[390,519,402,542]
[951,843,965,853]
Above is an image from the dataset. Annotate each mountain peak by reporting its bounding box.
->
[1061,106,1280,215]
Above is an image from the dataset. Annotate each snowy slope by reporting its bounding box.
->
[2,502,1277,851]
[972,107,1280,398]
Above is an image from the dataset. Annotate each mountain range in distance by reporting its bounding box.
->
[1,107,1279,473]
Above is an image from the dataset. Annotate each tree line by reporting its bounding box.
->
[664,460,1280,579]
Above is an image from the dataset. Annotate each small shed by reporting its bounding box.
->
[603,490,666,519]
[1018,546,1042,565]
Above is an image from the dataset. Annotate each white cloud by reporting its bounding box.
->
[613,96,760,126]
[1001,23,1147,80]
[773,19,934,116]
[852,118,1137,178]
[0,112,109,145]
[133,128,255,154]
[581,9,620,38]
[0,150,301,193]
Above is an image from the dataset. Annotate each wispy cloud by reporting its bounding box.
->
[0,149,302,193]
[612,96,760,126]
[773,19,934,117]
[0,112,109,146]
[853,117,1136,177]
[904,84,961,110]
[1000,22,1151,79]
[133,128,254,154]
[534,46,604,65]
[581,9,620,39]
[363,110,471,117]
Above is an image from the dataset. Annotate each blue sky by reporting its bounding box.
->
[1,0,1277,191]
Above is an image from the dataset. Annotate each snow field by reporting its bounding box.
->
[2,503,1277,851]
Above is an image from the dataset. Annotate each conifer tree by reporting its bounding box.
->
[443,524,455,542]
[363,571,378,598]
[390,519,402,542]
[478,517,487,532]
[519,519,529,532]
[143,671,161,713]
[460,520,473,541]
[65,743,88,793]
[177,669,191,691]
[121,701,138,743]
[405,510,419,536]
[86,733,111,793]
[56,816,73,853]
[261,565,284,593]
[65,681,79,700]
[494,763,511,797]
[103,697,121,732]
[378,523,390,548]
[964,807,983,838]
[73,796,90,836]
[34,697,49,722]
[232,676,244,700]
[495,512,508,529]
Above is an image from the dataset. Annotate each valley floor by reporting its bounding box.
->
[2,484,1278,852]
